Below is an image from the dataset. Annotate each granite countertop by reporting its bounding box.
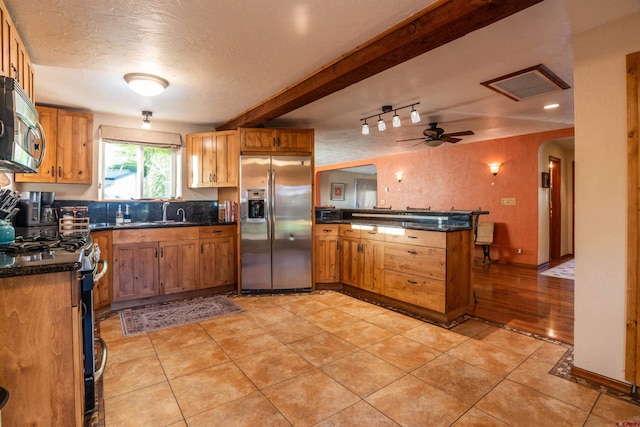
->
[0,243,87,278]
[315,219,471,232]
[90,221,235,231]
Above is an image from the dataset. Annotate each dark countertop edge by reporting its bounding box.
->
[0,261,82,278]
[317,208,490,215]
[315,220,472,232]
[90,221,236,231]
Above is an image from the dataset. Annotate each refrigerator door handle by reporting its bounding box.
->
[266,168,272,241]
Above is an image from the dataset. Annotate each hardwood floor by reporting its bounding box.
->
[469,257,574,345]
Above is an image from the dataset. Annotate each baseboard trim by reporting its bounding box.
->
[571,366,633,394]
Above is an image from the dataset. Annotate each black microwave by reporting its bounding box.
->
[0,77,44,173]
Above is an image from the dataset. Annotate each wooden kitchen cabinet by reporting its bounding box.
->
[199,225,236,289]
[314,224,341,284]
[112,227,200,302]
[239,128,313,154]
[112,241,159,301]
[15,107,93,184]
[0,271,84,426]
[91,230,113,310]
[383,228,472,321]
[339,224,384,293]
[160,239,199,294]
[186,130,239,188]
[0,1,35,101]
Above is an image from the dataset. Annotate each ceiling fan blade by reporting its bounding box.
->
[440,137,462,143]
[396,137,427,142]
[442,130,474,137]
[412,140,426,147]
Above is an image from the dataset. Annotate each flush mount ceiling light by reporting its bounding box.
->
[361,103,420,134]
[124,73,169,96]
[142,110,152,129]
[544,103,560,109]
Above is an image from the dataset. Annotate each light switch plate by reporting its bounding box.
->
[501,197,517,206]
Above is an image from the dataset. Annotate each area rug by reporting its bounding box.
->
[540,259,574,280]
[119,295,243,336]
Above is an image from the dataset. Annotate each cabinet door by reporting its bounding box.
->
[314,226,340,283]
[113,242,159,301]
[240,128,275,152]
[14,106,58,182]
[187,133,214,188]
[361,239,384,293]
[91,231,113,310]
[56,110,93,184]
[275,129,313,153]
[200,236,236,288]
[340,236,361,286]
[214,131,239,186]
[160,239,199,294]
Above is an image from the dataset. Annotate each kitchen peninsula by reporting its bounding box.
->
[315,208,487,322]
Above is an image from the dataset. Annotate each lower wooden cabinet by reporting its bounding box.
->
[91,230,113,309]
[160,239,199,294]
[339,224,384,293]
[0,271,84,426]
[199,226,236,289]
[112,226,236,303]
[113,241,159,301]
[314,224,341,284]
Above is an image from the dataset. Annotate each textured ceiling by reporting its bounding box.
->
[5,0,640,166]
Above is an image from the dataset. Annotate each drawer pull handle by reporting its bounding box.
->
[408,235,418,239]
[323,229,332,232]
[407,280,418,285]
[368,231,377,235]
[407,250,418,255]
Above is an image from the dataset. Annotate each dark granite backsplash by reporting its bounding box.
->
[50,200,219,225]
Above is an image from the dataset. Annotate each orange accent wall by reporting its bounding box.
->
[316,128,574,266]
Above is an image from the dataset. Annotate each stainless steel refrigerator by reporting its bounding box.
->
[240,156,312,292]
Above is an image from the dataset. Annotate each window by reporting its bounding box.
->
[102,142,180,200]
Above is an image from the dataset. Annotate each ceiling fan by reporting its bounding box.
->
[397,122,474,147]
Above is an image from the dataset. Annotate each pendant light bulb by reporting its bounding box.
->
[362,121,370,135]
[392,111,401,128]
[377,115,386,132]
[410,106,421,124]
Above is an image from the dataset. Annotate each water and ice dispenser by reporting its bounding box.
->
[247,189,265,222]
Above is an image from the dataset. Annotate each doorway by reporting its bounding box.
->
[549,156,562,259]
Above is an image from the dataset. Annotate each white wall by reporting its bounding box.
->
[574,12,640,382]
[14,111,215,201]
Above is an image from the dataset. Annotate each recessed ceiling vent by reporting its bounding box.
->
[481,64,570,101]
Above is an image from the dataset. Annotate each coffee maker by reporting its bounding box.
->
[40,192,56,225]
[16,191,57,227]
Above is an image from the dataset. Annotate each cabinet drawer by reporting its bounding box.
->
[199,225,235,238]
[315,224,339,236]
[384,242,446,280]
[384,270,445,312]
[113,226,198,244]
[384,229,446,248]
[340,224,361,238]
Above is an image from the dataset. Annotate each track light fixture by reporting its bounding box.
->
[142,110,152,129]
[360,102,420,134]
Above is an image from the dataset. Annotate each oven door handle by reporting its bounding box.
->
[94,337,107,381]
[94,259,108,282]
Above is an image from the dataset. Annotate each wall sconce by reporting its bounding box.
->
[395,171,404,182]
[124,73,169,96]
[488,163,501,176]
[142,110,152,129]
[361,102,420,133]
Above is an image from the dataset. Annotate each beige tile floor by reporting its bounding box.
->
[98,291,640,426]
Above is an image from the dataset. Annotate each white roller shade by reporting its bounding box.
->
[99,125,182,149]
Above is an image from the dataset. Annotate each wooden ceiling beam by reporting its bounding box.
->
[216,0,544,131]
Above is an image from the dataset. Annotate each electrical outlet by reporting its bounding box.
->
[517,247,523,254]
[380,199,385,205]
[501,197,517,206]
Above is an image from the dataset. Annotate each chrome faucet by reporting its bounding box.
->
[162,201,170,222]
[177,208,186,222]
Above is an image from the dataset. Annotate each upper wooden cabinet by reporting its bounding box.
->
[239,128,313,154]
[15,107,93,184]
[186,130,239,188]
[0,1,35,101]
